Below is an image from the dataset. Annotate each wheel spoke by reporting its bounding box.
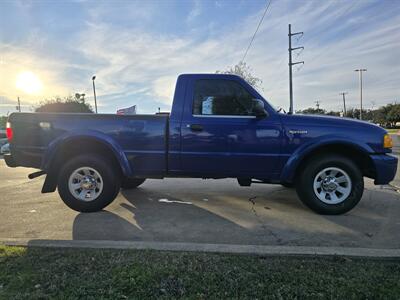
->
[330,192,339,203]
[78,190,88,200]
[330,169,339,177]
[314,180,322,189]
[92,172,100,180]
[74,173,84,180]
[336,176,347,183]
[71,183,81,191]
[336,186,348,194]
[82,169,91,176]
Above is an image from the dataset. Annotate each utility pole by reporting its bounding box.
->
[16,97,21,112]
[354,69,367,120]
[288,24,304,114]
[92,75,98,113]
[339,92,348,116]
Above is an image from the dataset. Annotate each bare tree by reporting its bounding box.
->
[216,61,262,89]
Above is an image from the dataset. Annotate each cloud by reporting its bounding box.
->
[0,0,399,115]
[187,0,202,22]
[152,76,177,106]
[70,19,246,112]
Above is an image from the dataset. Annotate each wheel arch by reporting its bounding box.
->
[41,131,132,193]
[281,140,375,184]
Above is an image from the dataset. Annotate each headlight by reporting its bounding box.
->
[383,134,393,149]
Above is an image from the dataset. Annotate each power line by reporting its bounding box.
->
[241,0,272,63]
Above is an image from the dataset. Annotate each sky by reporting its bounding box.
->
[0,0,399,115]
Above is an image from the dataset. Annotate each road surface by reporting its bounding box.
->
[1,158,399,249]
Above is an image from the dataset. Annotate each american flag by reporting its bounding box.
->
[117,105,136,115]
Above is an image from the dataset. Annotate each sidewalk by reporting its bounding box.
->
[2,239,400,258]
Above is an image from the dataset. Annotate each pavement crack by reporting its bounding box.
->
[247,196,282,243]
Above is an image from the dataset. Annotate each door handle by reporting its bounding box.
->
[187,124,203,132]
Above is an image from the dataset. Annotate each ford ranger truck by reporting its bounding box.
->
[4,74,398,214]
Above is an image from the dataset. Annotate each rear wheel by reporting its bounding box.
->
[295,154,364,215]
[57,154,121,212]
[121,178,146,189]
[281,182,294,188]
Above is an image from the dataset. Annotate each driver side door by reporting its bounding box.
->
[180,77,282,179]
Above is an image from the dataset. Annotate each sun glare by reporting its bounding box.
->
[16,71,43,95]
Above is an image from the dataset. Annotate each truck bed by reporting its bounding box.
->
[8,112,169,176]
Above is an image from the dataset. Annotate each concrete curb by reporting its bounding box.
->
[1,238,400,258]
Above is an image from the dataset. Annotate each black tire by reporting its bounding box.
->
[281,182,294,188]
[121,178,146,189]
[295,154,364,215]
[57,154,121,212]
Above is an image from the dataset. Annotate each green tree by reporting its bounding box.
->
[372,105,393,127]
[344,108,372,120]
[387,104,400,127]
[216,61,262,89]
[296,107,326,115]
[326,111,340,116]
[35,96,94,113]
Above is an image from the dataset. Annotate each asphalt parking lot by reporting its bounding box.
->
[1,158,399,249]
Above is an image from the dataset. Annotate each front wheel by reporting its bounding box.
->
[57,154,121,212]
[295,154,364,215]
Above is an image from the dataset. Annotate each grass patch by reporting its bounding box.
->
[0,245,399,299]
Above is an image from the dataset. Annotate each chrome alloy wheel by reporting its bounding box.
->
[68,167,103,201]
[313,167,352,204]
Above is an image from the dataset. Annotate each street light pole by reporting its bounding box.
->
[17,97,21,112]
[354,69,367,120]
[92,75,98,113]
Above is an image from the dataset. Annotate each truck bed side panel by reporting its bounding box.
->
[8,113,168,176]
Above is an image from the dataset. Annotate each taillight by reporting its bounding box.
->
[6,122,13,142]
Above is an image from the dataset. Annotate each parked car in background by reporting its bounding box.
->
[0,137,8,148]
[0,129,6,139]
[4,74,398,215]
[1,143,10,154]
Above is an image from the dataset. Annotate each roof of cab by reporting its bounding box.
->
[177,73,244,80]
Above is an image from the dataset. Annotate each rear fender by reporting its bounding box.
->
[280,136,373,183]
[40,130,132,193]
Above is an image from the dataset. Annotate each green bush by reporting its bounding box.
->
[35,96,94,113]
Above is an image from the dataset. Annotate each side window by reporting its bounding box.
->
[193,79,254,116]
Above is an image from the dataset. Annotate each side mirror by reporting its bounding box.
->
[252,99,268,119]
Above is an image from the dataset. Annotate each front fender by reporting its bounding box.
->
[41,130,133,177]
[280,136,374,183]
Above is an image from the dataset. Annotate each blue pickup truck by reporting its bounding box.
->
[4,74,397,214]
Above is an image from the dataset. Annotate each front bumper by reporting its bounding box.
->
[4,153,17,168]
[370,154,398,185]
